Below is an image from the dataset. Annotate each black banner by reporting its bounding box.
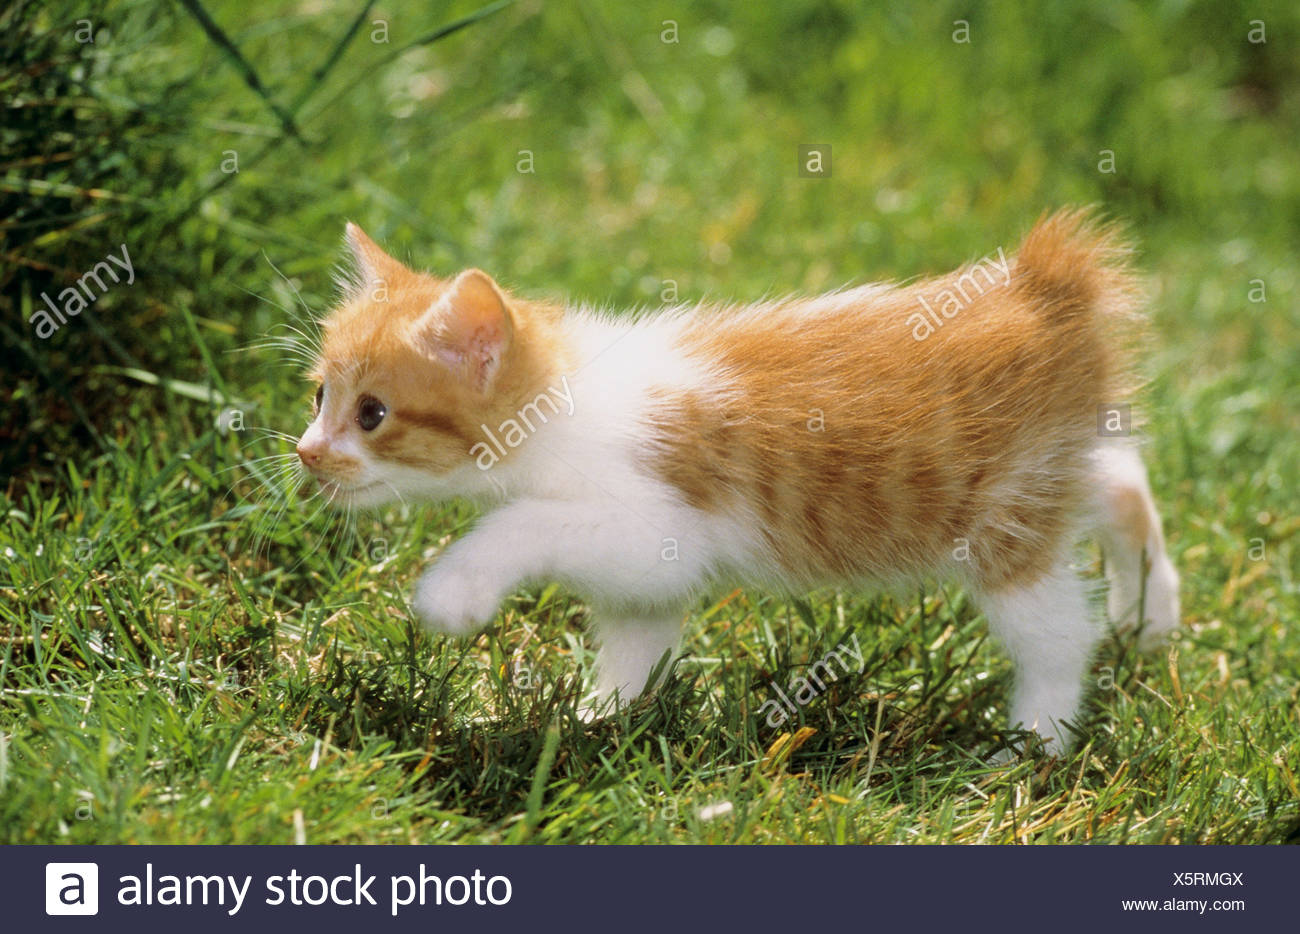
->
[12,844,1295,930]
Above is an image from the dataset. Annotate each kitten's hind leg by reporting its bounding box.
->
[583,609,684,716]
[1089,444,1180,649]
[975,564,1099,756]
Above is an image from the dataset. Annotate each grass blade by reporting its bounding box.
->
[176,0,305,144]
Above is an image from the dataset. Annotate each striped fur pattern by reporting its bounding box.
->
[296,211,1179,754]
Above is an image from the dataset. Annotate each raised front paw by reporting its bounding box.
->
[411,557,509,637]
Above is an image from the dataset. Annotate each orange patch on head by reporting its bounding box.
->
[302,226,569,484]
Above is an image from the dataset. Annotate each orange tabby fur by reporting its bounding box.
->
[649,208,1139,592]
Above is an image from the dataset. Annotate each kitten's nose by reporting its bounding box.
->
[296,439,323,468]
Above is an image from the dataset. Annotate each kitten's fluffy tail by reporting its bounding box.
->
[1012,207,1139,322]
[1012,207,1144,398]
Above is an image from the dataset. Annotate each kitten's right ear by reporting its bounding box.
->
[342,222,405,297]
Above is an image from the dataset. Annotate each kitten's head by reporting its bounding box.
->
[295,224,546,507]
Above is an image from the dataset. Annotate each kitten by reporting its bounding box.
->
[295,209,1179,754]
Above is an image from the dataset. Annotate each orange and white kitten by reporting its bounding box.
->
[296,210,1179,754]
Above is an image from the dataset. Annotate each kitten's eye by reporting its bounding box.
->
[356,395,387,431]
[313,384,324,414]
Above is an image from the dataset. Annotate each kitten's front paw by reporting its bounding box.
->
[411,558,508,637]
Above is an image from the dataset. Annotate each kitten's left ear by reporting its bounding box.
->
[343,222,407,295]
[412,269,514,392]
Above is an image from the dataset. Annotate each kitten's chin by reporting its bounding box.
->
[317,478,394,509]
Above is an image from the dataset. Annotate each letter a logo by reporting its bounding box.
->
[46,863,99,915]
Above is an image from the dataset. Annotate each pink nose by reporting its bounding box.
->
[296,441,323,468]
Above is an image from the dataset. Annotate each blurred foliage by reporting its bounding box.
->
[2,0,181,477]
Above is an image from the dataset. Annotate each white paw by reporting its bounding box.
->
[1137,556,1180,650]
[575,687,640,724]
[1110,555,1180,651]
[1007,696,1076,758]
[575,697,612,724]
[411,555,510,637]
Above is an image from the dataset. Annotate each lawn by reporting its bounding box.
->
[1,0,1297,844]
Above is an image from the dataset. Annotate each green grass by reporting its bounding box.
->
[2,0,1298,844]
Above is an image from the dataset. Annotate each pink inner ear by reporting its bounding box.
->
[416,270,512,390]
[433,343,465,369]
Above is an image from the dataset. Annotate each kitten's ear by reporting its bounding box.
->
[342,222,406,295]
[412,269,514,392]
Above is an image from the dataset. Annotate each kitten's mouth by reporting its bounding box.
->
[317,478,379,499]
